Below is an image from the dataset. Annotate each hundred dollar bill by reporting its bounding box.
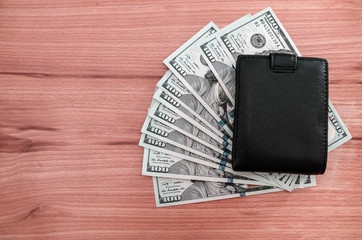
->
[197,14,252,107]
[142,148,266,185]
[148,101,232,153]
[155,71,232,144]
[248,172,276,187]
[153,177,283,207]
[139,134,275,185]
[139,133,231,168]
[217,7,300,68]
[164,22,235,137]
[273,173,317,191]
[294,175,316,189]
[253,172,292,191]
[141,116,232,163]
[252,172,298,192]
[274,173,298,192]
[327,100,352,151]
[248,172,315,191]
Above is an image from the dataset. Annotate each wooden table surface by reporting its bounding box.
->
[0,0,361,239]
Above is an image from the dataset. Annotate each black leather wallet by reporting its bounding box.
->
[232,53,328,174]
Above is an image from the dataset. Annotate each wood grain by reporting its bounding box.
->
[0,0,361,239]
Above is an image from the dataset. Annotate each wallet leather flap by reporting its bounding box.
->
[270,53,297,73]
[232,54,328,174]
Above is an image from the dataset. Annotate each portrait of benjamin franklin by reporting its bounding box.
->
[212,61,236,99]
[180,55,233,129]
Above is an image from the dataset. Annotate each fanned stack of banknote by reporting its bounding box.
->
[139,7,352,207]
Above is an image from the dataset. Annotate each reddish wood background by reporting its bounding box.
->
[0,0,361,239]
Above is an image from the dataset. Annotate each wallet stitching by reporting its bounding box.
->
[233,58,241,168]
[243,69,249,166]
[321,60,328,174]
[234,57,250,168]
[239,58,248,167]
[293,55,296,69]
